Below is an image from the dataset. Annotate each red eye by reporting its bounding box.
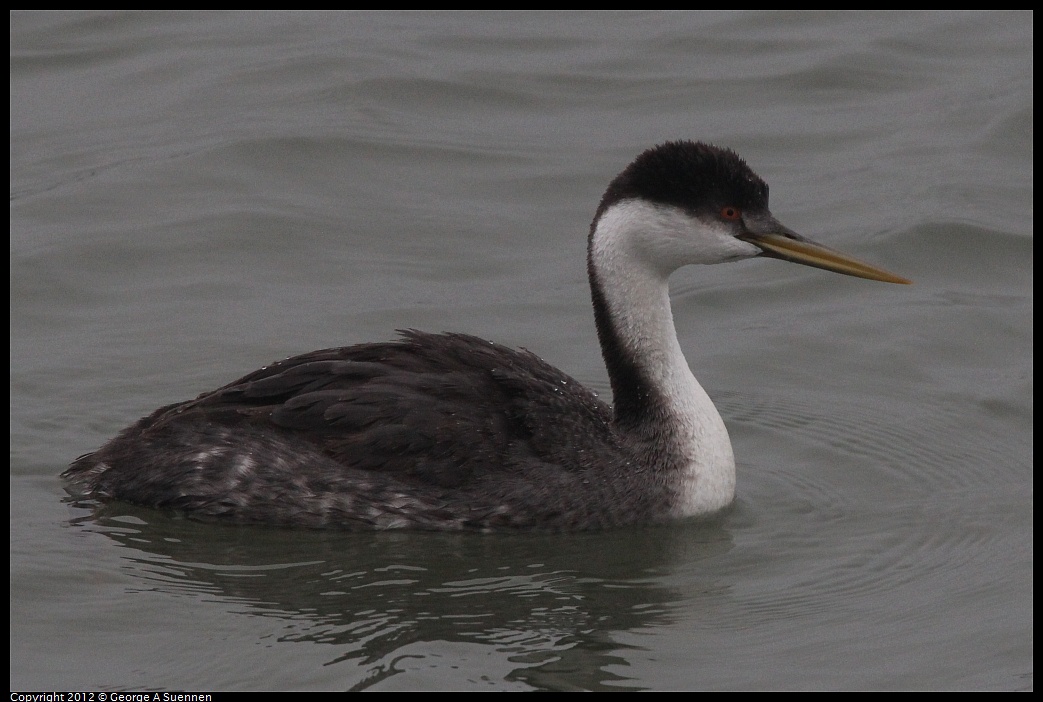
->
[720,206,741,220]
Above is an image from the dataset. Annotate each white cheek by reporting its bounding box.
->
[598,201,761,273]
[718,236,761,262]
[643,219,759,271]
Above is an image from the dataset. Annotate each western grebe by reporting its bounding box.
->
[63,141,910,530]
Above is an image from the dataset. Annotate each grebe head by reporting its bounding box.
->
[592,141,911,284]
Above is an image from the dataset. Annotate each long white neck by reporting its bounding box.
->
[588,200,737,516]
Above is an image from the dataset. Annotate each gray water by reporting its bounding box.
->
[10,11,1032,691]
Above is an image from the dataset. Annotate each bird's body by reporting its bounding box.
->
[64,141,909,530]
